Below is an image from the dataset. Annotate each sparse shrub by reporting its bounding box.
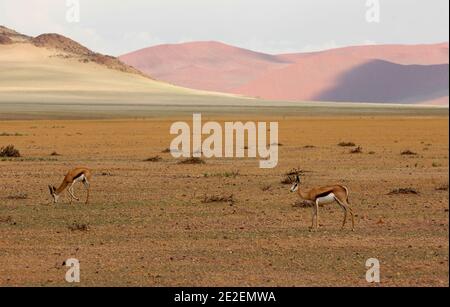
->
[100,172,114,177]
[224,170,240,178]
[350,146,363,154]
[338,142,356,147]
[0,216,16,226]
[292,200,319,208]
[401,150,417,156]
[6,193,28,200]
[0,132,24,136]
[178,157,205,165]
[204,170,240,178]
[388,188,419,195]
[368,151,376,155]
[303,145,315,149]
[144,155,162,162]
[261,185,271,192]
[68,223,89,232]
[0,145,21,157]
[436,184,449,191]
[432,162,441,167]
[201,194,235,205]
[50,151,61,156]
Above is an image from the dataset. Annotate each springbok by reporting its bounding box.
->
[48,167,92,204]
[290,175,354,231]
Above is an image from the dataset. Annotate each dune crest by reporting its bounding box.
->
[121,41,449,105]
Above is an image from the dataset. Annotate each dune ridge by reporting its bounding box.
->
[121,41,449,105]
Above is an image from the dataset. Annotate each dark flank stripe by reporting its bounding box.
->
[314,191,333,200]
[73,172,84,180]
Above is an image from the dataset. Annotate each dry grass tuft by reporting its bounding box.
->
[6,193,28,200]
[401,150,418,156]
[144,155,162,162]
[350,146,363,154]
[0,216,16,226]
[261,185,272,192]
[201,194,235,205]
[338,141,356,147]
[388,188,419,195]
[68,223,89,232]
[0,145,21,157]
[436,184,449,191]
[178,157,205,165]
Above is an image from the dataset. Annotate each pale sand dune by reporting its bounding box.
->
[0,43,243,104]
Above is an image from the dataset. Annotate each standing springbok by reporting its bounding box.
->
[48,167,92,204]
[290,175,354,231]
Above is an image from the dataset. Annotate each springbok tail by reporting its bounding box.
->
[342,185,350,204]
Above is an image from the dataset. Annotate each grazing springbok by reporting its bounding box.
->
[48,167,92,204]
[290,175,354,231]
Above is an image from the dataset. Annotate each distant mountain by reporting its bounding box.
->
[121,41,449,105]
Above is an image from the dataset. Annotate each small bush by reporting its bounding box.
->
[261,185,271,192]
[201,194,235,205]
[0,145,21,157]
[292,200,318,208]
[388,188,419,195]
[50,151,61,156]
[338,142,356,147]
[350,146,363,154]
[0,132,24,136]
[6,193,28,200]
[68,223,89,232]
[0,216,16,226]
[401,150,417,156]
[436,184,449,191]
[100,172,114,177]
[144,155,162,162]
[178,157,205,165]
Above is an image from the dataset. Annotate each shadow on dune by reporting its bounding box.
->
[313,60,449,104]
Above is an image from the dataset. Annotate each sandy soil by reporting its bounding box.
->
[0,115,448,286]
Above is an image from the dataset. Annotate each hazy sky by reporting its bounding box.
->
[1,0,448,56]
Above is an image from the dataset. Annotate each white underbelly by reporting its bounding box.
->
[74,174,86,183]
[316,193,336,205]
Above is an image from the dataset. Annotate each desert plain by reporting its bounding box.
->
[0,107,448,287]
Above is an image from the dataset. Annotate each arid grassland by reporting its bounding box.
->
[0,115,448,286]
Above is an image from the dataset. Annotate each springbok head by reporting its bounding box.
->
[48,185,60,203]
[290,175,301,192]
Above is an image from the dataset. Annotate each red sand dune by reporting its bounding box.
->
[120,42,449,105]
[120,41,290,92]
